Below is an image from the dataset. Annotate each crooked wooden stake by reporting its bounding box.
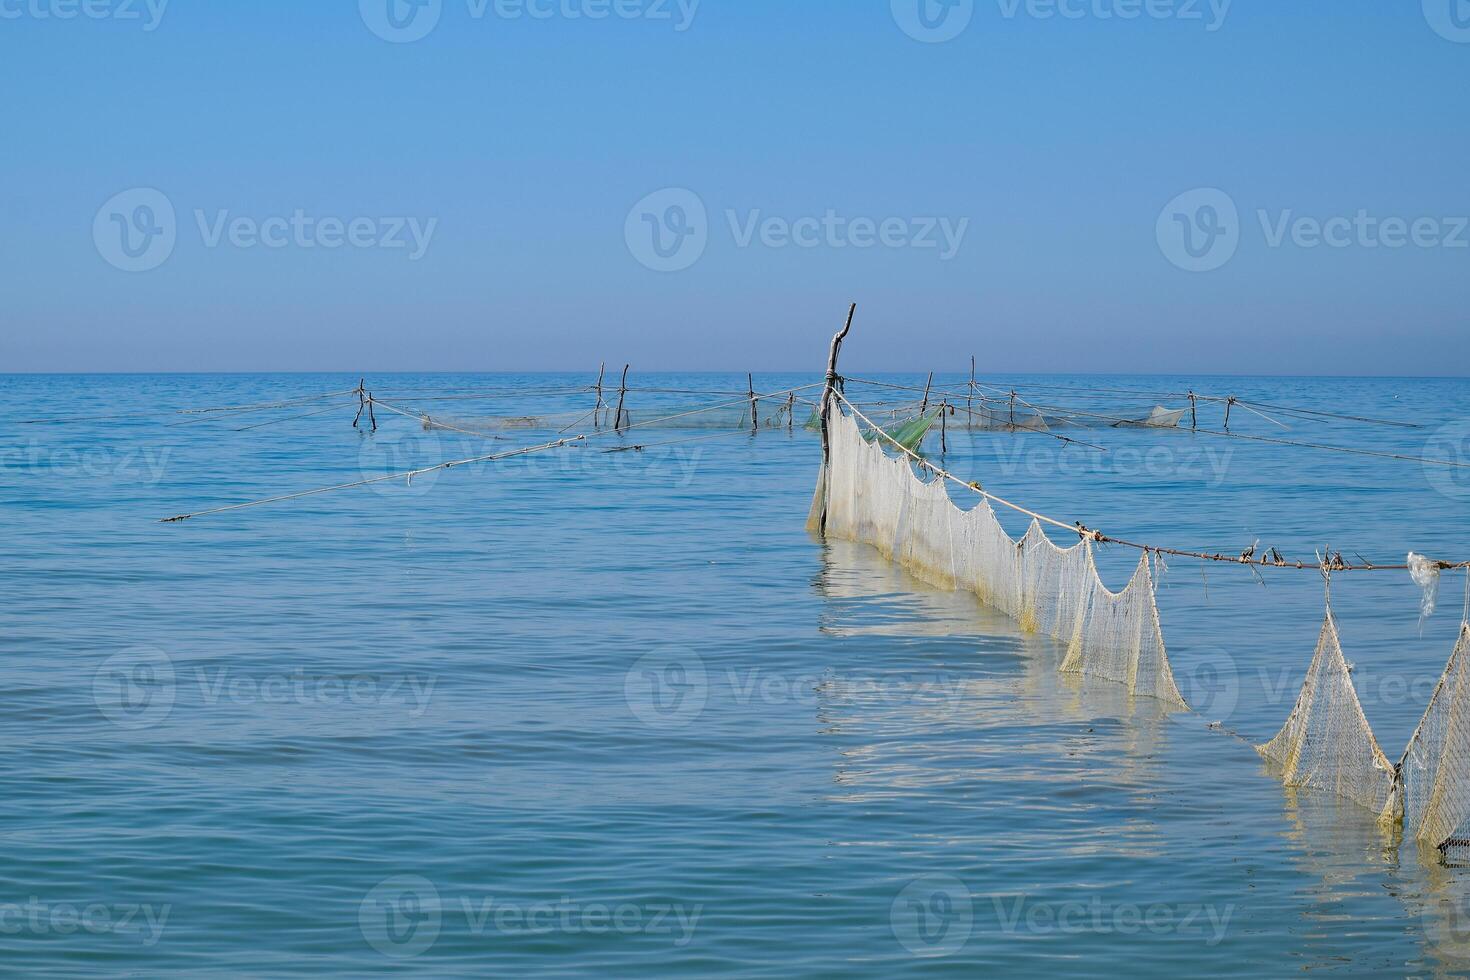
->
[352,377,366,430]
[614,365,630,432]
[818,303,857,534]
[594,362,606,429]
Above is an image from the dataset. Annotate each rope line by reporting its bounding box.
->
[833,389,1468,574]
[159,382,829,522]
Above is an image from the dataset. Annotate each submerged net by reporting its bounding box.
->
[815,400,1186,706]
[1400,625,1470,850]
[1256,614,1399,821]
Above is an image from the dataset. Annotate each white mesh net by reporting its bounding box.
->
[816,398,1470,845]
[815,401,1186,707]
[1400,624,1470,850]
[1256,613,1399,821]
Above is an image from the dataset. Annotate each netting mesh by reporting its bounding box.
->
[1256,614,1400,821]
[817,399,1470,846]
[816,402,1186,707]
[1400,625,1470,850]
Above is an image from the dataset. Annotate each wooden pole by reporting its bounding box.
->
[921,372,933,415]
[1009,390,1017,429]
[614,365,629,432]
[1224,396,1235,432]
[940,401,947,454]
[594,362,606,429]
[353,377,366,429]
[968,356,975,422]
[786,392,795,430]
[1188,391,1197,430]
[818,303,857,534]
[748,373,758,432]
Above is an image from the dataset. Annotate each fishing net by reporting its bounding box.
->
[1058,552,1184,704]
[1400,624,1470,850]
[815,400,1186,706]
[1256,614,1399,821]
[425,396,805,434]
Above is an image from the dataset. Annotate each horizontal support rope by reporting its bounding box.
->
[833,389,1468,574]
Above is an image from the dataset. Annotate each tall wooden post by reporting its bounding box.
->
[817,303,857,534]
[748,373,758,431]
[614,365,630,432]
[921,372,933,415]
[968,356,975,423]
[594,362,606,429]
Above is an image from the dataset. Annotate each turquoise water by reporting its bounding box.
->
[5,372,1470,977]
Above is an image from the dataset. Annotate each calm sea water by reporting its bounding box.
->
[5,371,1470,977]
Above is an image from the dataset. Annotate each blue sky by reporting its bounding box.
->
[2,0,1468,374]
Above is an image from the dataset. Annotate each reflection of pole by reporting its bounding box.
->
[818,304,857,534]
